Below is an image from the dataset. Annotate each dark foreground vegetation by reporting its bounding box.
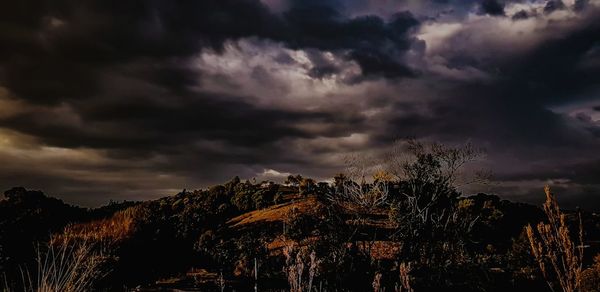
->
[2,141,600,291]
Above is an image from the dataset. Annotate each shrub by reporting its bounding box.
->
[195,230,216,253]
[232,190,254,212]
[252,189,276,210]
[0,187,88,281]
[273,193,285,204]
[285,210,317,241]
[580,254,600,292]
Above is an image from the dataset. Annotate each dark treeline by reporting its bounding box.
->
[2,141,600,291]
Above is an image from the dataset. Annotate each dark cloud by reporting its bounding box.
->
[0,0,599,207]
[544,0,566,13]
[512,10,530,20]
[493,158,597,184]
[480,0,505,16]
[492,158,600,209]
[428,7,600,105]
[503,19,600,105]
[278,4,419,78]
[348,50,415,80]
[371,6,600,207]
[0,0,419,108]
[0,90,368,150]
[0,0,279,104]
[575,0,589,11]
[0,0,417,195]
[304,50,343,79]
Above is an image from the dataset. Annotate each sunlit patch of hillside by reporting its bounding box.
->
[52,206,146,245]
[228,195,321,228]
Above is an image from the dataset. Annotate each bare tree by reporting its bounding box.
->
[384,139,485,270]
[328,155,390,213]
[386,139,487,226]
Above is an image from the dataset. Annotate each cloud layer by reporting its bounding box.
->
[0,0,599,207]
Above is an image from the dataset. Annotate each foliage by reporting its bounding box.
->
[580,254,600,292]
[285,210,318,241]
[230,179,278,212]
[0,188,87,283]
[384,141,484,285]
[3,142,600,291]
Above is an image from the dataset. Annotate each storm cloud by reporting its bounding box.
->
[0,0,599,207]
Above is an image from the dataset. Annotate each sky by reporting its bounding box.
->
[0,0,599,207]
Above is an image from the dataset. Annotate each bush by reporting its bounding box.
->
[195,230,216,253]
[286,211,318,241]
[273,192,285,204]
[0,187,87,281]
[252,189,276,210]
[580,254,600,292]
[232,190,254,212]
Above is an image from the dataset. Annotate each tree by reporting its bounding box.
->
[385,140,486,276]
[315,182,331,196]
[299,178,316,195]
[285,175,305,193]
[329,155,390,213]
[386,139,486,227]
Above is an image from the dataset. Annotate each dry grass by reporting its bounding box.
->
[372,272,383,292]
[12,241,109,292]
[526,186,584,292]
[267,236,321,258]
[51,206,144,245]
[359,241,402,261]
[283,244,320,292]
[228,197,320,228]
[374,262,413,292]
[396,262,413,292]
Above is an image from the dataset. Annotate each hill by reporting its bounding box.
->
[3,179,600,291]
